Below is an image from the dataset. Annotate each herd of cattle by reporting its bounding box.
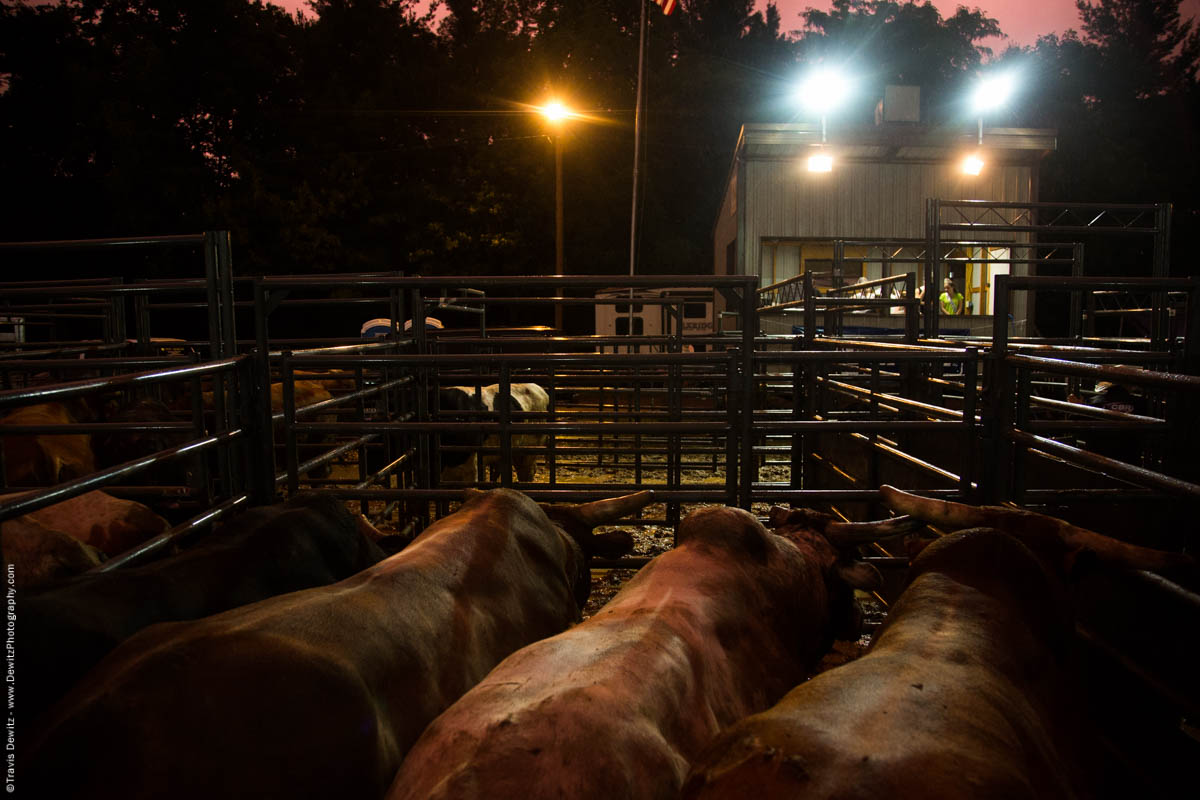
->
[3,374,1195,797]
[0,377,550,591]
[2,455,1191,797]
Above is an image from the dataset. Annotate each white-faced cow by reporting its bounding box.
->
[681,486,1194,800]
[386,503,922,800]
[440,383,549,483]
[18,493,388,724]
[23,488,650,800]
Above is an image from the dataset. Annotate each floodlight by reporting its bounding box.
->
[971,73,1015,113]
[797,68,853,114]
[808,153,834,173]
[962,154,984,176]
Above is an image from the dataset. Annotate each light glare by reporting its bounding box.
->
[540,101,570,122]
[971,73,1015,113]
[808,153,834,173]
[798,68,852,114]
[962,154,985,176]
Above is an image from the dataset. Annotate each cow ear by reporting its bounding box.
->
[837,560,882,591]
[767,506,795,528]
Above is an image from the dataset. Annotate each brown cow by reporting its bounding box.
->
[2,490,169,556]
[680,486,1194,800]
[1,516,103,590]
[23,488,651,800]
[19,493,389,726]
[0,402,94,486]
[386,504,920,800]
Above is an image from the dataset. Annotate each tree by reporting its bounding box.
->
[793,0,1002,124]
[638,1,797,273]
[0,1,302,255]
[1011,0,1200,272]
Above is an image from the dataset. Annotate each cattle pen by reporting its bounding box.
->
[2,229,1198,797]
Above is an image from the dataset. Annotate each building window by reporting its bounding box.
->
[615,317,644,335]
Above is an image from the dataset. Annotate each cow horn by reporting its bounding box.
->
[879,486,989,529]
[881,485,1194,573]
[1052,524,1195,572]
[572,491,655,527]
[824,515,925,547]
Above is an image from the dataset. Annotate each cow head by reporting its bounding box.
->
[902,525,1076,646]
[879,485,1195,577]
[766,506,924,640]
[538,491,653,607]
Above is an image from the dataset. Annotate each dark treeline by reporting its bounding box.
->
[1,0,1197,278]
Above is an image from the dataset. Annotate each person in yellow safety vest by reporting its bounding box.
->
[939,277,966,315]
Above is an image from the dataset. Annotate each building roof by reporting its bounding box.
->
[735,122,1056,166]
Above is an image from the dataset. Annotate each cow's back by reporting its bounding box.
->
[24,489,581,800]
[20,495,386,722]
[389,506,835,800]
[683,529,1087,800]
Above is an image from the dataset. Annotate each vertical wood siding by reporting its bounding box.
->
[736,159,1033,283]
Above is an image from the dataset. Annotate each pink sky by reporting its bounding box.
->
[268,0,1200,49]
[769,0,1200,49]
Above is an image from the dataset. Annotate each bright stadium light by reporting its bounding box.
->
[797,67,853,114]
[797,67,854,145]
[969,70,1019,145]
[971,73,1016,113]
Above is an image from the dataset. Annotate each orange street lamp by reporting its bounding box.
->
[538,101,574,278]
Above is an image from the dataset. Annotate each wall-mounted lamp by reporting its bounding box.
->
[808,153,834,173]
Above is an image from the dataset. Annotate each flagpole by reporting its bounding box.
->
[629,0,648,279]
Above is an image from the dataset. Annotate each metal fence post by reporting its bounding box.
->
[924,198,939,339]
[250,280,276,504]
[499,361,512,488]
[281,351,299,496]
[213,231,236,360]
[987,275,1013,503]
[725,351,739,506]
[1068,242,1085,342]
[1152,203,1172,351]
[739,277,757,509]
[961,346,979,501]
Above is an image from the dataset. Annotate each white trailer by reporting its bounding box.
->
[594,288,715,352]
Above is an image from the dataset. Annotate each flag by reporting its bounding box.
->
[654,0,678,14]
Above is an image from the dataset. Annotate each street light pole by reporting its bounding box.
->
[555,131,563,277]
[554,131,564,332]
[538,99,572,332]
